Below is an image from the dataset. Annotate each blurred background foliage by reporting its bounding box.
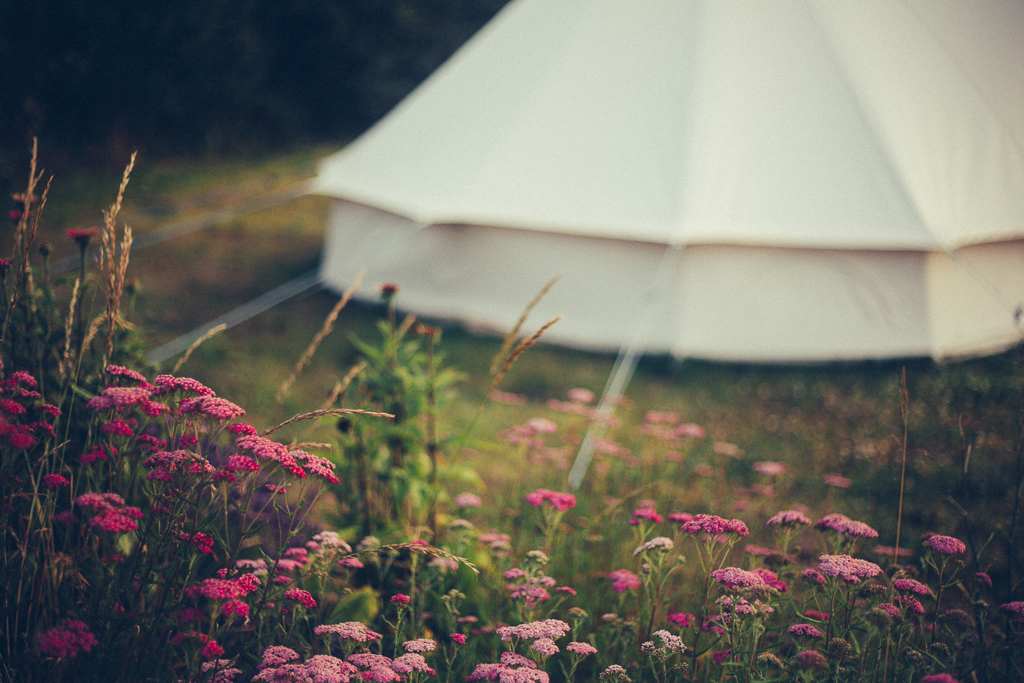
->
[0,0,507,172]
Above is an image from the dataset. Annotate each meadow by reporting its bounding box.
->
[2,145,1023,682]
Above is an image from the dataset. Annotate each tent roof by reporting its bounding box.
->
[313,0,1024,252]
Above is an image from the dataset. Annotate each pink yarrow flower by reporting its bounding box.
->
[787,623,824,639]
[766,509,811,528]
[607,569,641,593]
[525,488,576,511]
[402,638,436,654]
[815,513,879,539]
[630,505,663,525]
[454,492,482,508]
[314,621,383,642]
[566,641,597,657]
[923,534,967,555]
[283,588,317,609]
[893,578,932,596]
[711,567,768,591]
[680,514,749,537]
[816,554,883,583]
[497,619,570,642]
[36,619,98,659]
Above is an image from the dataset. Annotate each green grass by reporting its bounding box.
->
[35,146,1024,570]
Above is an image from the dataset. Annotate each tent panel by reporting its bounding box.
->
[670,245,931,361]
[926,240,1024,359]
[814,0,1024,248]
[320,201,678,352]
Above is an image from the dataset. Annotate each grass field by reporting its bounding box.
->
[7,144,1024,682]
[39,146,1024,567]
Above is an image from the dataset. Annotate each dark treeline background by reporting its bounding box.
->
[1,0,507,172]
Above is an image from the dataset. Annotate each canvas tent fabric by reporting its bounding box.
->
[313,0,1024,362]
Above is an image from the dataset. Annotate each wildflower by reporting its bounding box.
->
[191,532,215,555]
[794,649,828,670]
[339,557,364,569]
[454,492,482,508]
[530,638,559,657]
[923,534,967,555]
[630,505,663,525]
[823,473,852,488]
[450,633,467,645]
[227,422,258,435]
[501,651,536,667]
[392,653,436,676]
[259,646,301,669]
[152,374,215,397]
[201,660,243,682]
[896,595,926,615]
[497,619,570,642]
[527,417,557,433]
[975,571,993,588]
[766,509,812,528]
[292,450,340,485]
[752,568,787,592]
[390,593,411,605]
[42,473,70,488]
[787,623,824,639]
[104,364,149,385]
[675,422,706,438]
[225,454,259,473]
[876,603,902,619]
[667,512,693,524]
[921,675,960,683]
[348,653,401,682]
[101,419,134,437]
[680,514,749,537]
[801,568,826,586]
[607,569,641,593]
[633,536,673,556]
[67,226,99,247]
[236,435,306,478]
[567,387,595,404]
[282,587,316,609]
[566,641,597,657]
[999,601,1024,619]
[200,640,225,659]
[711,567,767,591]
[7,427,37,449]
[89,506,142,534]
[599,664,631,682]
[0,398,26,415]
[712,650,732,664]
[524,488,576,511]
[652,630,686,654]
[221,600,249,620]
[753,460,786,476]
[555,585,577,596]
[893,578,932,596]
[803,609,830,622]
[815,513,879,539]
[36,619,97,659]
[180,396,245,420]
[667,611,695,627]
[314,621,383,642]
[403,638,436,654]
[817,554,882,582]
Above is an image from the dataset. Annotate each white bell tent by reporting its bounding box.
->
[312,0,1024,363]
